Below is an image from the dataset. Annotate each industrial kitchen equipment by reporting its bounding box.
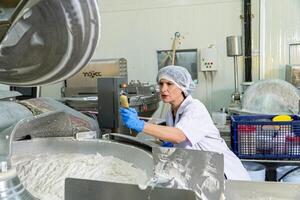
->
[1,1,299,200]
[230,79,300,115]
[61,59,160,134]
[0,0,100,199]
[227,35,243,110]
[62,58,160,118]
[286,64,300,89]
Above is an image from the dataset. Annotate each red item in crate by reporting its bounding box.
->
[286,136,300,155]
[238,125,257,155]
[238,125,257,132]
[286,136,300,142]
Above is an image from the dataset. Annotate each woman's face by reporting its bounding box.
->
[159,79,184,104]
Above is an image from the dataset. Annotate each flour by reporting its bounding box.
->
[12,153,149,200]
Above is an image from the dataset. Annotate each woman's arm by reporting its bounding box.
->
[143,122,187,144]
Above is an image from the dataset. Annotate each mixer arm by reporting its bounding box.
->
[0,0,40,43]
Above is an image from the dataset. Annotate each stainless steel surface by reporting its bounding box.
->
[0,92,37,200]
[107,133,161,148]
[152,147,224,200]
[0,0,40,44]
[0,174,37,200]
[0,90,22,100]
[10,137,153,199]
[0,101,32,168]
[226,36,243,56]
[0,0,100,86]
[230,92,241,109]
[0,97,99,172]
[225,180,300,199]
[62,96,98,112]
[127,81,160,117]
[96,78,159,133]
[63,79,160,118]
[286,65,300,89]
[227,36,242,109]
[65,178,197,200]
[12,138,154,177]
[12,111,74,140]
[233,56,240,93]
[20,97,99,134]
[63,58,127,97]
[0,1,101,199]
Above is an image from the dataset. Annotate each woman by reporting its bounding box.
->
[120,65,250,181]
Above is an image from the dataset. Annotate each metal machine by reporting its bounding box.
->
[230,79,300,115]
[61,58,160,134]
[286,64,300,89]
[63,58,128,98]
[62,58,160,119]
[1,1,299,200]
[0,0,100,199]
[227,36,243,109]
[0,0,99,86]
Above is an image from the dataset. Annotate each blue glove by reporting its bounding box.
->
[120,108,145,133]
[161,141,174,147]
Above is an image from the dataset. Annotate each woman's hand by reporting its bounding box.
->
[120,108,144,133]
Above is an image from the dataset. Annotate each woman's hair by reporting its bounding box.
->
[157,65,196,95]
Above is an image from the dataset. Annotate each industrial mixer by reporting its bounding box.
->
[0,1,221,199]
[0,0,102,199]
[1,1,300,200]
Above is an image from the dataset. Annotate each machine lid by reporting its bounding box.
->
[241,79,300,115]
[0,0,100,86]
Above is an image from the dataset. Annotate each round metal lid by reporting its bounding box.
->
[242,79,300,114]
[0,0,100,86]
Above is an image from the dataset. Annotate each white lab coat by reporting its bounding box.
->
[166,95,250,181]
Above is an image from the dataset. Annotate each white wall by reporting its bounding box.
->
[93,0,243,113]
[262,0,300,79]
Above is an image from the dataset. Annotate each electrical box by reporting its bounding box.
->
[200,47,218,71]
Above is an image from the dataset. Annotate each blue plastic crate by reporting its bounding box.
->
[231,115,300,160]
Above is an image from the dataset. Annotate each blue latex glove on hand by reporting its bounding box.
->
[161,141,174,147]
[120,108,145,133]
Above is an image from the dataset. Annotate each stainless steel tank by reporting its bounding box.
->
[10,138,153,200]
[0,0,101,199]
[12,138,154,177]
[226,36,243,57]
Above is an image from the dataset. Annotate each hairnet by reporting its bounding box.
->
[157,65,196,95]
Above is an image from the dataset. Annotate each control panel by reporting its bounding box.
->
[200,46,218,71]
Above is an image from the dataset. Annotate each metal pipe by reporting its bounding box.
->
[234,56,239,93]
[244,0,252,82]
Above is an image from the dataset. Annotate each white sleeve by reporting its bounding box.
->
[175,104,217,145]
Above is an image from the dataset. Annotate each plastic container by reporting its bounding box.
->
[242,162,266,181]
[276,165,300,183]
[238,125,256,155]
[212,111,227,125]
[286,136,300,155]
[231,115,300,159]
